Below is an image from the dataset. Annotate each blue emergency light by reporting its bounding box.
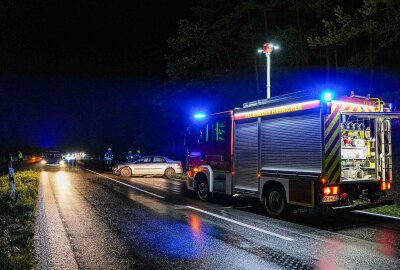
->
[322,92,333,102]
[194,112,206,120]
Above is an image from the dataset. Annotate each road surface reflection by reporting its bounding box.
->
[55,171,69,191]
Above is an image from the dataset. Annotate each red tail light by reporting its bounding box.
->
[323,186,339,196]
[320,178,327,185]
[380,182,391,191]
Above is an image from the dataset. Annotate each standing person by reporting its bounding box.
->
[126,150,134,162]
[8,153,13,168]
[17,150,23,164]
[134,150,142,161]
[104,148,113,168]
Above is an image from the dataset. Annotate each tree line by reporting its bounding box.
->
[152,0,400,155]
[166,0,400,90]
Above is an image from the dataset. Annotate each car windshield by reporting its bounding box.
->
[45,152,61,158]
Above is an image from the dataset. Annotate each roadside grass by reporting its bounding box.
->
[365,205,400,218]
[0,169,40,270]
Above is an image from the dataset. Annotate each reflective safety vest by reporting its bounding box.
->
[104,152,113,160]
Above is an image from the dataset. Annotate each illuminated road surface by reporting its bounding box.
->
[35,165,400,269]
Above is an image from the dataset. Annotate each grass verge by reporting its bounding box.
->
[0,169,40,270]
[364,205,400,218]
[173,173,187,180]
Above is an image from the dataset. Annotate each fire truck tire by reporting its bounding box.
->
[197,180,210,201]
[164,168,176,179]
[120,167,132,177]
[264,186,288,219]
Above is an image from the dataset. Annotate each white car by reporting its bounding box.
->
[113,156,183,178]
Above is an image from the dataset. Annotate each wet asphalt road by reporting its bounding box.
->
[34,164,400,270]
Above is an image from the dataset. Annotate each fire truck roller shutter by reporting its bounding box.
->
[261,112,322,174]
[234,119,259,191]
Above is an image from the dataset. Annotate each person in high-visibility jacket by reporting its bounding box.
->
[104,148,114,166]
[134,149,142,161]
[17,151,23,164]
[126,150,134,162]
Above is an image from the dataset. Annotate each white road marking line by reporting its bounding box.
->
[354,210,400,221]
[129,177,174,191]
[84,169,165,199]
[186,206,294,241]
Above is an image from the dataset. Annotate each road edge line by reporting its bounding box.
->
[83,168,165,199]
[186,206,294,241]
[353,210,400,221]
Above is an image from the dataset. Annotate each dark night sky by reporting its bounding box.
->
[0,1,194,157]
[1,0,193,76]
[1,1,400,159]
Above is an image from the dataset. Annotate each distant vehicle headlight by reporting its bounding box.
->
[59,160,65,165]
[41,160,47,164]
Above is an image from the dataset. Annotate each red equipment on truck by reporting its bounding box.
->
[185,90,399,218]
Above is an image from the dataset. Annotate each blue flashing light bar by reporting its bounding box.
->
[322,92,333,102]
[194,112,206,120]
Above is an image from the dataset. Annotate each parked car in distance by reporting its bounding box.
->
[41,151,65,167]
[113,156,182,178]
[27,155,42,164]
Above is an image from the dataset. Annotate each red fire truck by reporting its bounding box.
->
[184,91,399,218]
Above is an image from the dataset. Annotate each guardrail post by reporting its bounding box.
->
[8,154,15,201]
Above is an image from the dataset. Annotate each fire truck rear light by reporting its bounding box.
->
[380,182,391,191]
[323,186,339,195]
[321,178,326,185]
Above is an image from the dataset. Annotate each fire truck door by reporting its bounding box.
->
[234,119,259,191]
[377,118,392,182]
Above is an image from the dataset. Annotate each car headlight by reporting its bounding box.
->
[41,160,47,164]
[59,160,65,165]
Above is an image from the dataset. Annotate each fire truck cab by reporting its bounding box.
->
[185,91,399,218]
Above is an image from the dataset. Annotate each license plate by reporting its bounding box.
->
[322,195,339,203]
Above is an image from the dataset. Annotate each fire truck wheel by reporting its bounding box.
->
[164,168,176,179]
[197,180,209,201]
[264,186,288,218]
[120,167,132,177]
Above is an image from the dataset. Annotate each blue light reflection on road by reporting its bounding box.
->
[124,210,211,260]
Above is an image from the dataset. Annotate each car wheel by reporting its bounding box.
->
[120,167,132,177]
[197,180,209,201]
[164,168,176,179]
[264,186,288,219]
